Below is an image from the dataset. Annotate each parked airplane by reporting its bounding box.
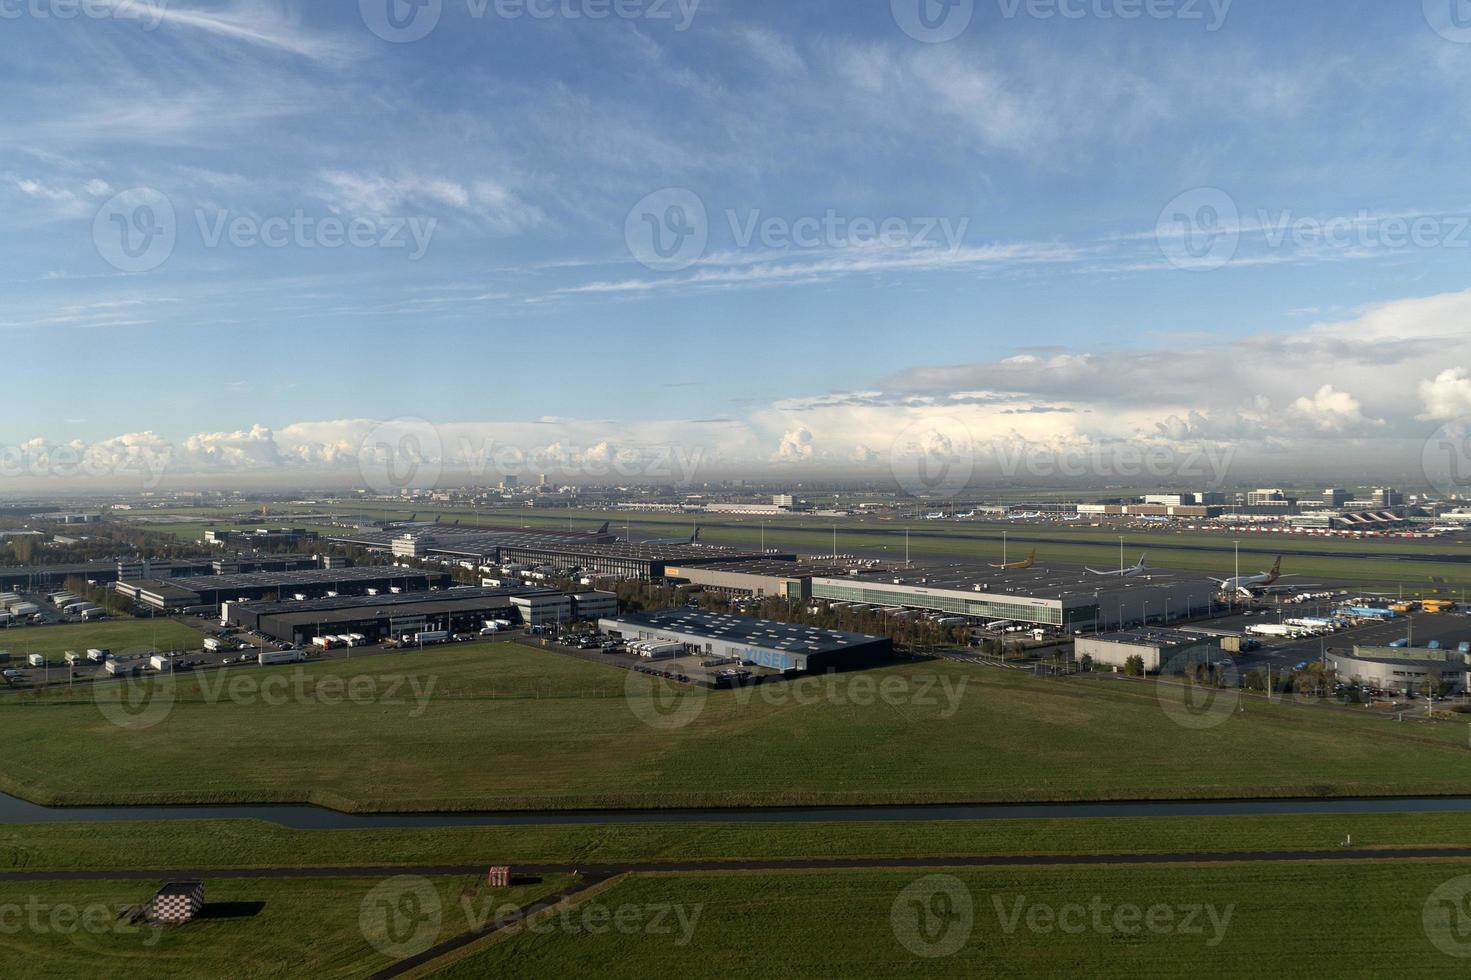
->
[639,527,701,546]
[955,511,976,519]
[1212,557,1284,596]
[990,549,1036,571]
[1086,554,1153,578]
[923,512,946,520]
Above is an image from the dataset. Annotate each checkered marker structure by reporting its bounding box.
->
[147,881,204,924]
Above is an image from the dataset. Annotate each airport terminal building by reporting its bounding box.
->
[1330,647,1471,696]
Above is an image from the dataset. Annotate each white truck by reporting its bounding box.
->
[149,655,173,671]
[81,608,107,621]
[63,651,83,665]
[86,649,109,663]
[258,649,305,666]
[204,637,226,653]
[27,654,45,668]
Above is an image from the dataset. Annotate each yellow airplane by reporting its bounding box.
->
[989,548,1036,571]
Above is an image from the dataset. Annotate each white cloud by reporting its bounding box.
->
[1419,368,1471,421]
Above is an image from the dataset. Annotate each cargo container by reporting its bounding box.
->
[412,630,449,646]
[27,654,45,668]
[149,655,173,671]
[204,638,224,652]
[81,608,107,621]
[86,649,109,663]
[64,651,82,665]
[105,660,138,677]
[9,603,39,617]
[258,649,305,666]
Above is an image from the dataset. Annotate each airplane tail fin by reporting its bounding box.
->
[692,528,701,543]
[595,521,610,535]
[1270,556,1282,577]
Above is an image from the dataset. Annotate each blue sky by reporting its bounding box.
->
[5,0,1471,487]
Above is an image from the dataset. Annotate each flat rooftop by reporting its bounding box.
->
[247,588,564,629]
[328,524,617,555]
[602,608,885,654]
[820,560,1219,601]
[1088,628,1219,648]
[233,585,552,617]
[160,566,439,591]
[664,558,868,577]
[503,541,788,563]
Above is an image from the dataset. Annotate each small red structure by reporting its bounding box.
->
[487,866,511,888]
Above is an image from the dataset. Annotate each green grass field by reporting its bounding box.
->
[1,645,1467,809]
[0,620,204,662]
[0,874,571,979]
[2,811,1469,875]
[433,864,1471,978]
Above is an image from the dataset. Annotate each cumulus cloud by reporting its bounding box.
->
[777,427,816,461]
[1419,368,1471,421]
[1287,385,1382,433]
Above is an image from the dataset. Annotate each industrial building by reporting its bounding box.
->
[117,566,451,612]
[327,523,618,562]
[204,527,321,548]
[662,560,868,600]
[1329,647,1470,696]
[496,542,791,581]
[808,562,1223,631]
[222,585,608,644]
[598,608,893,673]
[1075,628,1222,674]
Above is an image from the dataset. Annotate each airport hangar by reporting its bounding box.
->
[1075,628,1223,673]
[116,566,452,612]
[598,608,894,673]
[223,586,614,645]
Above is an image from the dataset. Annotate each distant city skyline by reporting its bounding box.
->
[5,1,1471,490]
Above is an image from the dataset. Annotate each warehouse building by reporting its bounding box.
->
[809,562,1221,632]
[1330,647,1470,696]
[496,542,792,582]
[598,608,893,673]
[118,566,451,612]
[224,586,569,644]
[328,523,618,562]
[1075,628,1222,674]
[661,560,868,600]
